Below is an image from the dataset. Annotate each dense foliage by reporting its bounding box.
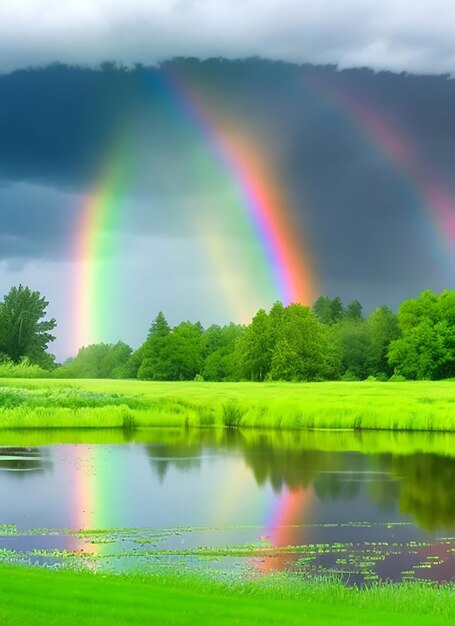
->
[125,291,454,382]
[0,285,56,368]
[107,290,452,382]
[55,341,132,379]
[1,285,454,381]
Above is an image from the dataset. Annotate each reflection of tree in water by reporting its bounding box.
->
[143,431,326,489]
[0,447,52,477]
[141,429,455,531]
[391,453,455,531]
[240,438,322,492]
[365,455,401,513]
[144,444,202,481]
[313,471,361,502]
[142,431,382,496]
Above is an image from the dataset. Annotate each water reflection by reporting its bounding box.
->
[0,447,51,476]
[137,430,455,532]
[392,453,455,530]
[0,428,454,582]
[144,443,202,481]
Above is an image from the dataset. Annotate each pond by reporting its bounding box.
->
[0,428,454,584]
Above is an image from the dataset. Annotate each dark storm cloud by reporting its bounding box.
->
[1,60,454,304]
[0,182,77,261]
[3,61,455,188]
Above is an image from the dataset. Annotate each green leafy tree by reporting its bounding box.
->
[203,324,244,381]
[100,341,133,378]
[365,306,399,377]
[238,309,272,381]
[55,341,132,378]
[388,290,455,379]
[0,285,56,368]
[164,321,204,380]
[333,320,369,380]
[138,316,205,381]
[345,300,363,322]
[122,346,145,379]
[330,297,345,324]
[269,304,336,381]
[312,296,345,324]
[137,312,172,380]
[312,296,333,324]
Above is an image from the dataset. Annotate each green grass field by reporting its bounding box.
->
[0,565,453,626]
[0,378,454,432]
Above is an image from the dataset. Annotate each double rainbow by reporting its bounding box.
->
[74,72,315,352]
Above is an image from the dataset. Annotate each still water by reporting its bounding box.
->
[0,428,454,583]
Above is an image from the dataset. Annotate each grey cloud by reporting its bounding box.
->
[0,183,79,260]
[0,60,454,347]
[2,1,455,74]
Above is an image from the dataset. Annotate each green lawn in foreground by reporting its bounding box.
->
[0,566,453,626]
[0,378,454,431]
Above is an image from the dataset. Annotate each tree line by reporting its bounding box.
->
[1,285,454,381]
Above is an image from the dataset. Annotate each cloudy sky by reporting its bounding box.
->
[1,1,455,359]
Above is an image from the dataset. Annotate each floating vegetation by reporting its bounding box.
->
[0,522,453,585]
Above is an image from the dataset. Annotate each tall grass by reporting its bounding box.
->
[0,378,454,432]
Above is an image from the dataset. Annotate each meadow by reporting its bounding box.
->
[1,380,455,622]
[0,565,453,626]
[0,378,454,432]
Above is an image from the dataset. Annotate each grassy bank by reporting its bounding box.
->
[0,378,454,432]
[0,565,453,626]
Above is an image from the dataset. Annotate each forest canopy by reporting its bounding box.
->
[1,286,454,382]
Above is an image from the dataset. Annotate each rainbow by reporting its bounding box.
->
[75,149,129,351]
[254,486,313,573]
[305,72,455,268]
[210,455,314,574]
[62,444,101,567]
[73,71,315,353]
[165,71,315,308]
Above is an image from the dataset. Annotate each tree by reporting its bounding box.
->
[203,324,244,381]
[164,321,204,380]
[365,306,399,377]
[388,290,455,379]
[345,300,363,322]
[137,312,171,380]
[147,311,170,338]
[269,304,336,381]
[238,309,272,381]
[138,316,205,381]
[333,320,369,379]
[0,285,56,368]
[330,297,345,324]
[105,341,133,378]
[312,296,345,324]
[55,341,133,378]
[312,296,333,324]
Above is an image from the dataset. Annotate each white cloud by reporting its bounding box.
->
[2,0,455,74]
